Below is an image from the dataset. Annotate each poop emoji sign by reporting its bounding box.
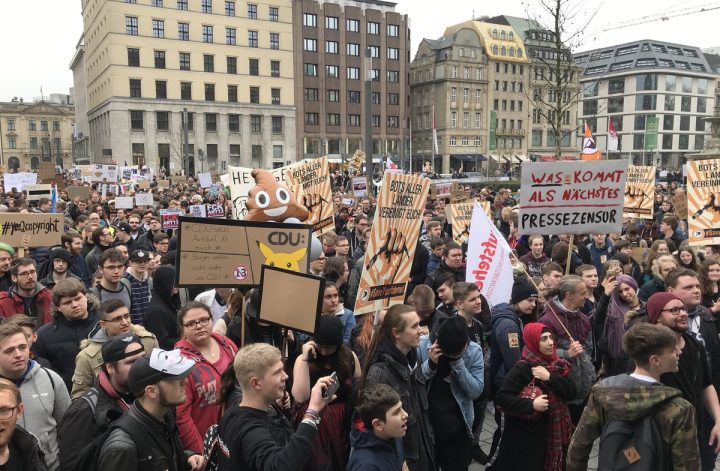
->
[175,216,312,287]
[687,159,720,246]
[245,168,308,222]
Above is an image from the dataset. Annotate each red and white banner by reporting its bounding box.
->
[465,201,514,307]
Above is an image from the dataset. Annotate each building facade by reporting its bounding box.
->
[70,35,91,164]
[0,100,75,172]
[291,0,410,164]
[77,0,297,172]
[575,40,717,167]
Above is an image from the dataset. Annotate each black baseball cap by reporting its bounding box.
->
[129,249,151,262]
[101,334,144,364]
[116,222,132,234]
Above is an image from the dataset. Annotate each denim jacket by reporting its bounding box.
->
[417,336,484,435]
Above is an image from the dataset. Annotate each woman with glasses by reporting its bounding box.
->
[175,301,238,455]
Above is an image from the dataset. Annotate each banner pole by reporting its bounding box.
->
[565,234,574,276]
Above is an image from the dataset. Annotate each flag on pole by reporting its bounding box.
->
[581,122,602,160]
[608,118,618,152]
[432,106,439,155]
[385,157,398,170]
[50,182,57,214]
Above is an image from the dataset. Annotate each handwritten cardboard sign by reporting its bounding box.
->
[134,193,154,206]
[258,265,324,335]
[114,197,134,209]
[175,217,312,287]
[0,213,62,247]
[66,186,91,201]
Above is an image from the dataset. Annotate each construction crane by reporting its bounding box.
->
[603,2,720,31]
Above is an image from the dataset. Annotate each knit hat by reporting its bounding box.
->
[646,292,683,325]
[436,315,468,355]
[49,247,72,264]
[313,315,344,347]
[510,278,538,305]
[0,243,15,257]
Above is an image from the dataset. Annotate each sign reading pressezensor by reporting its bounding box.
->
[518,160,629,235]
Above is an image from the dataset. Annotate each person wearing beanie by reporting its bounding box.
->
[418,314,484,470]
[645,290,720,470]
[40,248,81,290]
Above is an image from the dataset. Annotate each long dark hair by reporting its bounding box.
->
[361,304,415,384]
[309,342,355,385]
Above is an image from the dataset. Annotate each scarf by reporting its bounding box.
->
[98,370,132,412]
[544,297,592,343]
[521,323,573,471]
[605,275,638,360]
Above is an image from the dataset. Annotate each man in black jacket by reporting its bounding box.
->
[424,241,465,288]
[58,334,145,470]
[97,348,203,471]
[0,380,48,470]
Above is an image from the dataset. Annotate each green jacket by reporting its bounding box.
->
[567,374,700,471]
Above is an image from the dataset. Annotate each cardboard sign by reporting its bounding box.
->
[25,184,52,201]
[687,160,720,246]
[198,172,213,188]
[0,213,62,247]
[114,197,134,209]
[90,164,118,182]
[223,166,289,220]
[631,247,650,264]
[518,160,628,235]
[480,200,492,218]
[39,162,55,180]
[138,180,151,190]
[448,201,474,244]
[623,165,655,219]
[434,182,453,197]
[161,208,183,230]
[66,186,91,201]
[171,176,187,185]
[285,156,335,236]
[134,193,154,206]
[354,173,430,315]
[258,265,324,335]
[672,191,688,220]
[4,172,37,192]
[157,179,170,188]
[175,217,312,287]
[352,177,367,197]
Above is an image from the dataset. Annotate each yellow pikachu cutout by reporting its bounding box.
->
[258,242,307,272]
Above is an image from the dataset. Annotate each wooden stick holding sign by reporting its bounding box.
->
[565,234,575,276]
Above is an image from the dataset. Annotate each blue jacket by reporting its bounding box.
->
[587,239,614,275]
[426,254,441,275]
[418,336,484,435]
[489,303,524,392]
[347,420,404,471]
[69,253,92,287]
[331,306,356,345]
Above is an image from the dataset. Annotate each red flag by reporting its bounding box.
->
[581,122,602,160]
[608,118,618,151]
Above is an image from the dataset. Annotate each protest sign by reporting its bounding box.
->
[433,182,453,197]
[138,180,150,190]
[134,193,154,206]
[672,191,688,220]
[75,165,93,177]
[157,179,170,188]
[114,197,134,209]
[285,156,335,235]
[687,159,720,246]
[206,203,225,218]
[623,165,655,219]
[448,201,474,244]
[120,166,139,180]
[66,186,90,201]
[224,166,289,219]
[160,208,183,230]
[0,213,62,247]
[90,164,118,182]
[518,160,628,235]
[352,177,367,197]
[480,201,492,218]
[171,176,186,185]
[465,201,514,306]
[39,162,55,180]
[25,184,52,201]
[198,172,213,188]
[341,197,354,206]
[354,173,430,315]
[258,265,324,335]
[175,217,312,287]
[188,205,207,218]
[4,172,37,192]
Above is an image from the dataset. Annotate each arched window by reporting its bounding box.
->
[517,48,523,57]
[501,46,506,56]
[8,157,20,172]
[509,46,515,57]
[492,29,498,39]
[500,30,506,40]
[492,45,499,55]
[31,157,40,170]
[509,31,514,41]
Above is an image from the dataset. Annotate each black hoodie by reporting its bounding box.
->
[143,265,181,349]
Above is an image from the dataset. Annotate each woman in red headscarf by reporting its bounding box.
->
[489,323,576,471]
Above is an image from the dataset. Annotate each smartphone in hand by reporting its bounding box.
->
[322,372,340,400]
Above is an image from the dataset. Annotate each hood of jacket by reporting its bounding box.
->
[349,419,401,456]
[491,302,520,326]
[8,282,49,300]
[152,265,179,309]
[593,374,683,420]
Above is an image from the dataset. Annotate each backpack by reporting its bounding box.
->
[597,396,676,471]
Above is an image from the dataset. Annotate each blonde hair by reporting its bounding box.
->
[233,343,282,389]
[652,255,678,280]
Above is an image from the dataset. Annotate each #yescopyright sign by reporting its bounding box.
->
[518,160,628,235]
[623,165,655,219]
[687,159,720,246]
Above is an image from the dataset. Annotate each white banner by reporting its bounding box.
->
[466,202,514,307]
[4,172,37,192]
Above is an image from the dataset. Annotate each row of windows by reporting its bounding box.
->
[584,95,708,114]
[531,130,573,147]
[494,62,524,75]
[587,76,710,96]
[492,99,525,112]
[302,39,400,60]
[302,14,399,37]
[128,78,281,104]
[303,64,400,82]
[4,137,63,150]
[127,48,281,77]
[304,113,399,127]
[3,120,61,132]
[414,66,484,83]
[134,0,279,21]
[490,44,523,58]
[129,110,284,134]
[305,88,399,105]
[531,109,572,125]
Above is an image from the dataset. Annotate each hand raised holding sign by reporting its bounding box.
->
[624,186,647,209]
[366,228,409,285]
[303,192,326,225]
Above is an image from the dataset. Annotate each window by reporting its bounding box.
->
[269,7,278,21]
[387,70,399,83]
[247,3,257,18]
[271,88,280,105]
[388,24,399,37]
[388,47,399,60]
[461,136,469,146]
[664,95,675,111]
[228,114,240,132]
[155,80,167,99]
[228,85,238,102]
[250,86,259,103]
[608,78,624,94]
[271,60,280,77]
[388,93,399,105]
[269,32,279,50]
[449,137,457,146]
[130,111,144,130]
[126,16,138,35]
[204,55,214,72]
[326,16,338,29]
[129,79,141,97]
[178,22,189,40]
[179,52,190,71]
[463,112,469,128]
[180,82,192,100]
[156,112,169,130]
[347,67,359,80]
[347,114,360,126]
[347,43,359,56]
[327,90,340,102]
[369,46,379,58]
[127,48,140,66]
[249,58,259,75]
[272,116,283,133]
[451,112,457,128]
[224,56,236,74]
[154,50,165,69]
[304,88,319,101]
[251,115,262,132]
[371,92,380,104]
[152,19,164,38]
[326,41,339,54]
[327,113,340,126]
[636,74,657,91]
[226,27,236,45]
[463,88,469,103]
[177,0,187,9]
[607,96,623,113]
[305,113,319,125]
[682,77,693,93]
[698,97,707,113]
[451,66,457,79]
[273,145,283,159]
[301,38,316,52]
[371,69,381,81]
[698,78,708,95]
[30,137,38,149]
[695,134,705,150]
[372,115,380,127]
[680,115,690,130]
[347,19,359,32]
[635,95,657,111]
[205,113,217,131]
[681,96,691,112]
[475,112,481,128]
[29,121,36,131]
[663,114,674,130]
[225,1,235,16]
[7,138,15,149]
[665,75,676,92]
[304,63,317,76]
[679,134,689,150]
[201,0,212,13]
[40,121,48,131]
[203,25,213,43]
[348,90,360,103]
[303,13,316,27]
[151,0,161,4]
[205,83,215,101]
[368,22,379,34]
[248,30,258,47]
[5,120,14,132]
[583,99,598,116]
[387,116,399,128]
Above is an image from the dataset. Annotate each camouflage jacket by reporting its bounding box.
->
[567,374,700,471]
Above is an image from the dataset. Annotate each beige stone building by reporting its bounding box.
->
[76,0,297,172]
[0,100,75,172]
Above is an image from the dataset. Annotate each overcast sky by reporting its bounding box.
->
[1,0,719,102]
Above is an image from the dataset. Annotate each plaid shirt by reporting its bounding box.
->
[122,270,151,324]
